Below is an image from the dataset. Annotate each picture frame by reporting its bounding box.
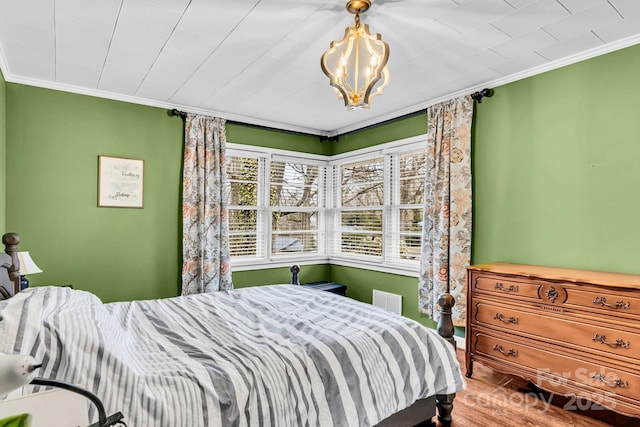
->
[98,155,144,208]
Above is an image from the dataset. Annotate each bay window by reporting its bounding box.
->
[226,135,427,274]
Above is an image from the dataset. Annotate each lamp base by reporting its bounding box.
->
[20,275,29,290]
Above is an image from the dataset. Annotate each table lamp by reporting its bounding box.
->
[0,354,124,427]
[16,252,42,290]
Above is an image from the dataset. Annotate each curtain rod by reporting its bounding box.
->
[167,87,493,141]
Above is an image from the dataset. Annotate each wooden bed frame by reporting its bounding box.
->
[0,232,456,426]
[0,232,20,300]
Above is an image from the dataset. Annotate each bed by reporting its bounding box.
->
[0,233,464,426]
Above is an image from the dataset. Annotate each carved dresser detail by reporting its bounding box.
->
[466,263,640,418]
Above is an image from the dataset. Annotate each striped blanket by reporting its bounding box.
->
[0,285,464,426]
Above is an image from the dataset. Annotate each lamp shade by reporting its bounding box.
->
[17,252,42,275]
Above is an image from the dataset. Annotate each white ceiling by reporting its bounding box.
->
[1,0,639,136]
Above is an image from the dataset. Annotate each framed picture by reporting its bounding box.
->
[98,156,144,208]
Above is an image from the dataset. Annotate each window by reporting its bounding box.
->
[226,147,326,268]
[227,155,262,258]
[338,157,384,258]
[227,135,427,274]
[270,160,321,256]
[392,149,427,262]
[330,137,428,272]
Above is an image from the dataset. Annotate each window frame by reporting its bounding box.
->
[329,135,428,274]
[334,155,386,262]
[226,152,264,260]
[226,145,330,271]
[226,135,427,276]
[268,156,325,259]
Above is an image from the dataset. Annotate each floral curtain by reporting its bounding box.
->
[418,95,473,326]
[182,114,233,295]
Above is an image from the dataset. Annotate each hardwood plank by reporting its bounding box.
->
[445,349,640,427]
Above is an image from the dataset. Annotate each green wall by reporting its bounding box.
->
[0,69,5,231]
[472,43,640,274]
[331,113,427,155]
[331,265,437,329]
[6,85,184,302]
[227,123,331,156]
[233,264,332,289]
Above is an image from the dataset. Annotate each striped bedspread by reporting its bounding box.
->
[0,285,464,426]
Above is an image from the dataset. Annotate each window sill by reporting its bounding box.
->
[231,256,331,271]
[231,256,420,278]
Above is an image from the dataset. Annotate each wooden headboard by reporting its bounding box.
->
[0,232,21,300]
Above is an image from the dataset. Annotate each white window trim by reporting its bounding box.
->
[227,135,427,276]
[228,145,329,270]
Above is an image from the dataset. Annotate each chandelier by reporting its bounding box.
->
[320,0,390,110]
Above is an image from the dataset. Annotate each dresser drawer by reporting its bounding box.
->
[471,273,541,300]
[566,288,640,317]
[466,263,640,419]
[472,300,640,361]
[472,332,640,403]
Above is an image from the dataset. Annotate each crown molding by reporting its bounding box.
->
[0,40,10,81]
[327,33,640,137]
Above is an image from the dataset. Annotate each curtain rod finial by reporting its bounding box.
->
[168,109,187,119]
[471,88,494,103]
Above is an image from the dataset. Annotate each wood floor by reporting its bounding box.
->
[442,349,640,427]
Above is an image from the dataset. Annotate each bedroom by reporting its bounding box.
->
[1,0,640,426]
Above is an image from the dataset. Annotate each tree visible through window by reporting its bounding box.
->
[270,161,320,255]
[397,150,427,260]
[227,156,260,257]
[227,138,427,272]
[340,157,384,257]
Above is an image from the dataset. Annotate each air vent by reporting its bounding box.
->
[372,290,402,315]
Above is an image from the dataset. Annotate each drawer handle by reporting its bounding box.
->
[493,313,519,324]
[494,282,518,293]
[592,297,631,310]
[493,344,518,357]
[592,334,631,349]
[591,372,629,389]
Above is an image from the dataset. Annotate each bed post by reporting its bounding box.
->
[435,292,456,426]
[290,265,300,285]
[2,232,21,295]
[436,293,456,347]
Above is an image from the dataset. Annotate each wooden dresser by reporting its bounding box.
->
[466,263,640,418]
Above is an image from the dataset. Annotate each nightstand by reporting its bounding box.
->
[301,281,347,296]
